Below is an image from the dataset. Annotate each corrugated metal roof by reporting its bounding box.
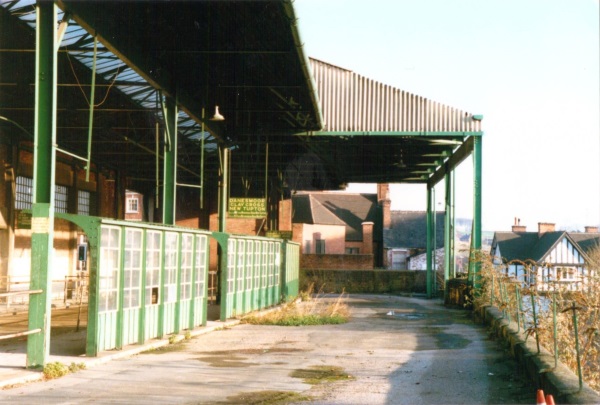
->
[309,58,482,134]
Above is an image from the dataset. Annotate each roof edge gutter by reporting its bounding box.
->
[282,0,324,131]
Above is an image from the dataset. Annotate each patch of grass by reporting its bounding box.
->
[209,390,312,404]
[291,365,354,385]
[43,362,86,380]
[243,284,350,326]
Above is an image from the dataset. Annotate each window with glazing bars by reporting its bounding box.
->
[78,190,90,215]
[15,176,32,209]
[55,184,68,213]
[15,176,69,213]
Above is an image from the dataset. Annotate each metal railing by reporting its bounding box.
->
[480,263,599,392]
[0,275,88,313]
[0,289,43,341]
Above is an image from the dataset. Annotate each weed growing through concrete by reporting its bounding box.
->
[242,283,350,326]
[43,361,86,380]
[218,390,313,404]
[290,365,354,385]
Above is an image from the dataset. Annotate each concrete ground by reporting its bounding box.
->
[0,294,535,404]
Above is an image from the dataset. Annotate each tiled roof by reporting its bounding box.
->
[569,233,600,255]
[383,211,445,249]
[493,231,600,263]
[291,192,381,241]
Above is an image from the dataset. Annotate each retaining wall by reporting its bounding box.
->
[300,269,427,294]
[476,305,600,404]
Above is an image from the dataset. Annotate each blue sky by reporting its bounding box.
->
[294,0,600,231]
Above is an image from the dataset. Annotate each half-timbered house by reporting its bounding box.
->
[490,222,599,291]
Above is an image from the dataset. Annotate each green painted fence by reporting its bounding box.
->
[54,214,299,357]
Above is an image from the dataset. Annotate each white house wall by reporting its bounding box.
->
[544,238,584,265]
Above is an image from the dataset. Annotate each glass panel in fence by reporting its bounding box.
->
[99,226,121,312]
[164,232,179,303]
[123,228,142,309]
[145,231,162,305]
[194,235,207,298]
[181,234,193,300]
[237,240,245,292]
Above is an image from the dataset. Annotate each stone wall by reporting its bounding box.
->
[300,254,373,270]
[300,268,427,294]
[476,305,600,404]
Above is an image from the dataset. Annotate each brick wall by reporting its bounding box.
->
[300,253,374,270]
[300,269,427,294]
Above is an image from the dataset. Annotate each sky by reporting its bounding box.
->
[294,0,600,232]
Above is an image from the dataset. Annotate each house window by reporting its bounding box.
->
[558,267,576,281]
[345,248,359,254]
[126,196,139,213]
[316,239,325,254]
[78,190,90,215]
[304,241,311,254]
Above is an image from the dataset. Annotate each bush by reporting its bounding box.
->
[243,284,350,326]
[472,248,600,392]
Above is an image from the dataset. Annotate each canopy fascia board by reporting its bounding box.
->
[282,0,324,130]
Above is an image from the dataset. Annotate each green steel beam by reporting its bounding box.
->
[162,96,177,225]
[468,136,483,289]
[427,136,475,188]
[295,131,484,137]
[426,186,434,299]
[27,1,57,369]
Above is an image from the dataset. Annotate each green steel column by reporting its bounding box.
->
[162,97,177,225]
[219,148,229,233]
[218,148,229,321]
[27,0,57,369]
[469,136,483,289]
[451,170,456,278]
[444,170,452,299]
[426,186,434,298]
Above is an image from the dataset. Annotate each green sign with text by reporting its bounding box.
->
[228,198,267,218]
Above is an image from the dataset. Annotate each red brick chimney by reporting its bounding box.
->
[538,222,555,237]
[378,184,391,229]
[512,217,526,232]
[585,226,599,233]
[278,199,292,232]
[362,221,374,254]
